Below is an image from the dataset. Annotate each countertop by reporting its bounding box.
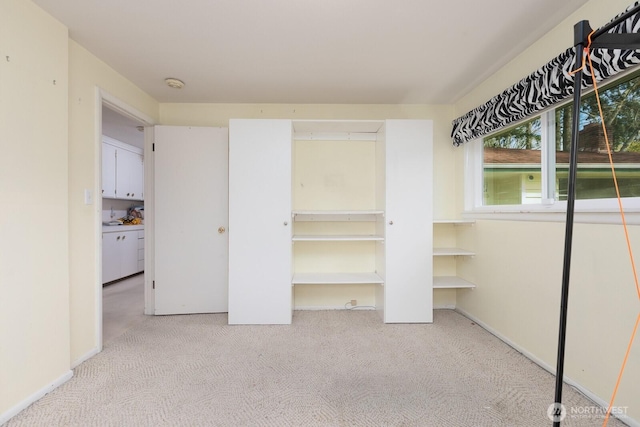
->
[102,224,145,233]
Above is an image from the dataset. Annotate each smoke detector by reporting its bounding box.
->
[164,78,185,89]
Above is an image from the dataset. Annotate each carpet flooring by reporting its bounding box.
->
[5,310,625,426]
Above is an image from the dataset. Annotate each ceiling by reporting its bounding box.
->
[102,106,145,148]
[33,0,590,105]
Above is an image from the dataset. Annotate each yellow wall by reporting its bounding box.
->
[0,0,70,417]
[67,41,158,365]
[12,0,635,422]
[455,0,640,421]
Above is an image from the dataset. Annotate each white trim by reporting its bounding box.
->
[462,209,640,225]
[96,88,156,351]
[0,370,73,425]
[102,135,143,155]
[433,303,457,309]
[100,90,155,126]
[294,305,376,310]
[143,126,155,315]
[455,307,639,427]
[71,347,100,369]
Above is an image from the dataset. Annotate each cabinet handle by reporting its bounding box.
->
[284,221,288,226]
[218,226,226,234]
[132,193,135,197]
[117,236,121,240]
[388,221,394,225]
[122,235,126,240]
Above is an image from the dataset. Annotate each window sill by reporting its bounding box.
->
[462,207,640,225]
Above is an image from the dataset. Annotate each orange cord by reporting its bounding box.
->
[583,37,640,427]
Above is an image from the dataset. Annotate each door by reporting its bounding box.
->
[102,142,117,198]
[228,119,292,324]
[384,120,433,323]
[154,126,229,315]
[102,232,120,283]
[117,148,143,200]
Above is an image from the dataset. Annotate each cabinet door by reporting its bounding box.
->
[102,143,117,198]
[384,120,433,323]
[102,232,120,283]
[228,119,292,324]
[119,230,139,278]
[116,148,142,200]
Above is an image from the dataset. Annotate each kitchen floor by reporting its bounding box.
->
[103,273,145,344]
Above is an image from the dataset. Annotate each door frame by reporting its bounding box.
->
[96,89,155,353]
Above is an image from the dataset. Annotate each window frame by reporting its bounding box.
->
[464,105,640,224]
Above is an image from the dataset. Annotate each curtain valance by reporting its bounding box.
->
[451,2,640,146]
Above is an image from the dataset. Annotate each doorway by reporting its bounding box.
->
[99,94,153,349]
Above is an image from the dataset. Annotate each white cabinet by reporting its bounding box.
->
[102,136,144,201]
[229,119,433,324]
[116,147,144,200]
[228,119,293,325]
[433,220,476,289]
[102,228,143,284]
[383,120,433,323]
[102,143,117,198]
[137,230,144,272]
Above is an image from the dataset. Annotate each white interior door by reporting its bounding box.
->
[154,126,229,315]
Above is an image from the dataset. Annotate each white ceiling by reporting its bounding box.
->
[102,106,145,148]
[33,0,590,104]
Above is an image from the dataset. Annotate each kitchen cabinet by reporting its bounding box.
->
[102,136,144,201]
[228,119,433,324]
[102,226,144,283]
[102,143,117,198]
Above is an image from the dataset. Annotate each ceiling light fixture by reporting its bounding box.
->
[164,78,185,89]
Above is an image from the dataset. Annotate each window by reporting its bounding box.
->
[483,117,542,205]
[473,70,640,212]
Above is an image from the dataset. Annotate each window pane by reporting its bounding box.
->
[483,117,542,205]
[555,74,640,200]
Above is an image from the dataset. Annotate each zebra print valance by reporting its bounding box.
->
[451,2,640,146]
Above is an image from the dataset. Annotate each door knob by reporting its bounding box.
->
[218,226,226,234]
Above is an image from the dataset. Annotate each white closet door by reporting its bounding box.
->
[154,126,229,315]
[228,119,292,324]
[384,120,433,323]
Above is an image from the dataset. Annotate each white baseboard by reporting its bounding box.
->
[0,370,73,425]
[294,305,376,311]
[455,307,639,427]
[434,303,456,309]
[71,346,100,369]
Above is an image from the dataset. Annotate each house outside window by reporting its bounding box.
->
[474,70,640,211]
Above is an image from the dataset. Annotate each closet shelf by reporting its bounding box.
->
[292,272,384,285]
[433,219,475,225]
[433,248,475,256]
[433,276,476,289]
[292,210,384,222]
[293,235,384,242]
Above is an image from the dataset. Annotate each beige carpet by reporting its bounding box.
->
[103,274,145,344]
[6,310,625,426]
